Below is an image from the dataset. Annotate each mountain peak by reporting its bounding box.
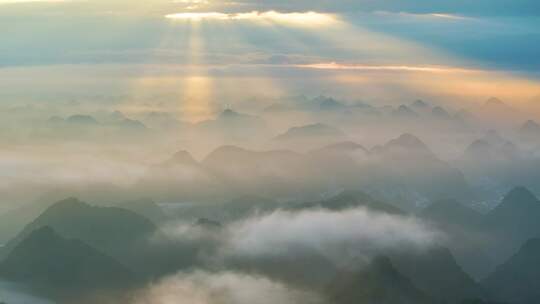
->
[484,97,505,107]
[388,133,428,149]
[483,129,505,146]
[432,106,451,119]
[483,237,540,303]
[169,150,198,165]
[0,225,136,296]
[315,96,345,110]
[316,141,367,154]
[463,140,492,157]
[203,145,253,164]
[411,99,429,108]
[521,238,540,253]
[502,187,538,206]
[523,119,540,128]
[393,105,419,118]
[520,120,540,136]
[379,133,434,159]
[275,123,345,140]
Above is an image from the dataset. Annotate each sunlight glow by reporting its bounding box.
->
[165,11,338,27]
[0,0,66,3]
[180,23,215,123]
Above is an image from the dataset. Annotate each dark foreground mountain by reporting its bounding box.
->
[1,198,164,276]
[0,227,136,300]
[420,199,492,278]
[328,256,433,304]
[483,187,540,262]
[389,247,488,303]
[482,238,540,304]
[421,199,482,229]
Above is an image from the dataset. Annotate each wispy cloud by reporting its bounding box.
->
[132,271,322,304]
[295,62,480,74]
[222,207,440,265]
[374,11,471,21]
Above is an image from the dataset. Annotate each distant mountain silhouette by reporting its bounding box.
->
[113,118,147,131]
[0,227,136,299]
[519,120,540,139]
[461,136,520,163]
[483,238,540,304]
[314,96,347,111]
[197,109,268,140]
[137,149,225,202]
[483,98,509,111]
[65,114,99,125]
[329,256,434,304]
[479,98,519,121]
[462,140,494,161]
[370,133,473,210]
[483,130,506,147]
[454,109,475,123]
[315,141,367,154]
[432,106,452,120]
[274,123,345,141]
[202,145,324,198]
[164,150,199,167]
[375,133,435,159]
[411,99,429,109]
[392,105,419,118]
[214,109,262,127]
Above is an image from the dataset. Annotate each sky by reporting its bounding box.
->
[0,0,539,116]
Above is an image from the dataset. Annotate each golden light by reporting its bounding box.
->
[297,62,480,74]
[166,11,339,27]
[165,12,229,21]
[179,21,215,123]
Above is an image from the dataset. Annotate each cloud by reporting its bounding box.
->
[374,11,471,20]
[165,11,339,27]
[214,0,540,16]
[222,207,440,265]
[132,271,322,304]
[147,207,442,293]
[295,62,480,74]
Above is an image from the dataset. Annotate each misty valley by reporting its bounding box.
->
[2,1,540,303]
[0,95,540,304]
